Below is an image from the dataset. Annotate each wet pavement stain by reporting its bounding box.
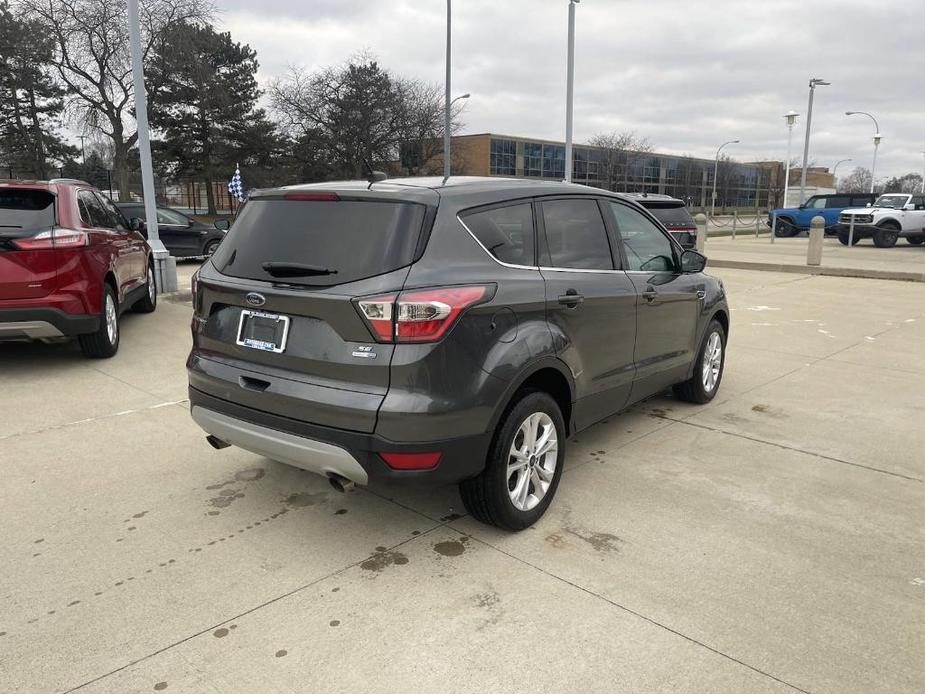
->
[213,627,229,638]
[332,587,340,593]
[284,491,328,508]
[375,545,387,552]
[275,649,287,658]
[440,513,463,522]
[565,526,624,553]
[474,591,500,608]
[545,532,566,548]
[329,620,340,627]
[411,530,421,535]
[207,488,245,510]
[649,408,671,417]
[153,682,168,691]
[360,550,409,572]
[723,412,750,425]
[751,404,787,419]
[433,540,466,557]
[34,538,44,544]
[335,509,348,515]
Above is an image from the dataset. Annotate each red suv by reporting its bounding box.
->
[0,179,156,357]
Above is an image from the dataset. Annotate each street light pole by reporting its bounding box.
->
[781,112,798,207]
[921,152,925,194]
[564,0,579,183]
[443,0,452,180]
[845,111,880,194]
[710,139,739,217]
[798,77,830,205]
[832,158,852,189]
[127,0,174,289]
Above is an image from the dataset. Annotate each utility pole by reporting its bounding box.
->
[711,140,739,217]
[564,0,579,183]
[78,135,88,167]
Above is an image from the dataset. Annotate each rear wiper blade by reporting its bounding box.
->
[261,262,337,278]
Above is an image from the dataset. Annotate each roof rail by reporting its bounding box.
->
[48,177,90,185]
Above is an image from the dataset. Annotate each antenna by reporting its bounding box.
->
[362,158,387,188]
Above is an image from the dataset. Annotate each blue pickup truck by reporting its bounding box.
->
[769,193,878,237]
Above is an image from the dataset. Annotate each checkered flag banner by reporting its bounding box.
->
[227,164,245,202]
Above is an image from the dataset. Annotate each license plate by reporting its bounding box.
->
[236,309,291,353]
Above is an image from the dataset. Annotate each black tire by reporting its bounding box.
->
[133,261,157,313]
[873,226,899,248]
[774,218,798,237]
[460,390,566,531]
[203,239,221,257]
[673,319,726,404]
[79,284,120,358]
[837,230,861,246]
[906,236,924,246]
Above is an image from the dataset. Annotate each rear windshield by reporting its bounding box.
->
[643,203,694,226]
[212,199,427,286]
[0,189,55,237]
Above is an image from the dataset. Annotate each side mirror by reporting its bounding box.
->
[129,217,148,238]
[214,219,230,231]
[903,203,915,211]
[798,204,806,209]
[680,249,707,274]
[866,203,872,207]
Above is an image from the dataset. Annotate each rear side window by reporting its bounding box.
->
[0,189,55,237]
[643,203,694,227]
[96,193,128,230]
[540,199,613,270]
[826,196,851,207]
[212,199,427,287]
[462,203,535,266]
[851,196,872,206]
[78,190,109,228]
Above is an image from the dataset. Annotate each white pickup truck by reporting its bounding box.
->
[836,193,925,247]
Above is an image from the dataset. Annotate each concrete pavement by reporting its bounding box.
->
[703,235,925,282]
[1,267,924,693]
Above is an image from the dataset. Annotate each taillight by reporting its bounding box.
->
[355,285,492,343]
[11,228,88,250]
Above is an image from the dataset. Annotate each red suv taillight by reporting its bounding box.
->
[356,285,492,343]
[11,228,88,250]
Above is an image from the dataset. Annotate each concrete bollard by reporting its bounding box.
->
[694,213,707,252]
[807,215,825,266]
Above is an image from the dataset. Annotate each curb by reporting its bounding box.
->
[706,259,925,283]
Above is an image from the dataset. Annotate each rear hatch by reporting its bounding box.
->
[642,201,697,246]
[0,188,59,300]
[191,191,433,433]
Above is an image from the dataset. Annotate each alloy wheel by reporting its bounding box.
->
[105,294,118,345]
[702,331,722,392]
[507,412,558,512]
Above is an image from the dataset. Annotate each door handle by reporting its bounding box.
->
[642,286,659,302]
[557,289,584,307]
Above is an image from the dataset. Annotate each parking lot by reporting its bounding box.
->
[2,265,924,693]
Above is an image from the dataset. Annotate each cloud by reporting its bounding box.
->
[218,0,924,178]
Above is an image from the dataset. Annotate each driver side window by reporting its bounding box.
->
[609,202,676,272]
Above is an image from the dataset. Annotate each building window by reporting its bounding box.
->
[543,144,565,179]
[524,142,543,177]
[490,138,516,176]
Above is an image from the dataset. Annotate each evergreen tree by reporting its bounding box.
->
[149,22,278,213]
[0,0,74,178]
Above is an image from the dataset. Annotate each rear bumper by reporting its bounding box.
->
[188,386,491,486]
[0,307,98,340]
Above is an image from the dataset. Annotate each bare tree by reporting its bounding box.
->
[587,130,653,191]
[840,167,872,193]
[880,173,923,194]
[24,0,211,199]
[396,79,465,176]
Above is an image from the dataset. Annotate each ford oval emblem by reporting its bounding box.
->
[245,292,266,307]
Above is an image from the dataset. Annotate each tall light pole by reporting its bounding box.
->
[781,112,798,207]
[127,0,173,288]
[710,139,739,217]
[797,78,830,204]
[832,158,852,189]
[845,111,880,194]
[564,0,579,182]
[78,135,88,167]
[443,0,452,180]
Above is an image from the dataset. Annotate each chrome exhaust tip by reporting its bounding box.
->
[328,474,356,493]
[206,435,231,450]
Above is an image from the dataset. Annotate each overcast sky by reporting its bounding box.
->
[218,0,923,181]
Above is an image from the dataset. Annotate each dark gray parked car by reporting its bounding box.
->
[117,203,226,258]
[187,177,729,530]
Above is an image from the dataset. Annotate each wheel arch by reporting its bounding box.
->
[488,358,576,438]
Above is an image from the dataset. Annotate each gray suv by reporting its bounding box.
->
[188,177,729,530]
